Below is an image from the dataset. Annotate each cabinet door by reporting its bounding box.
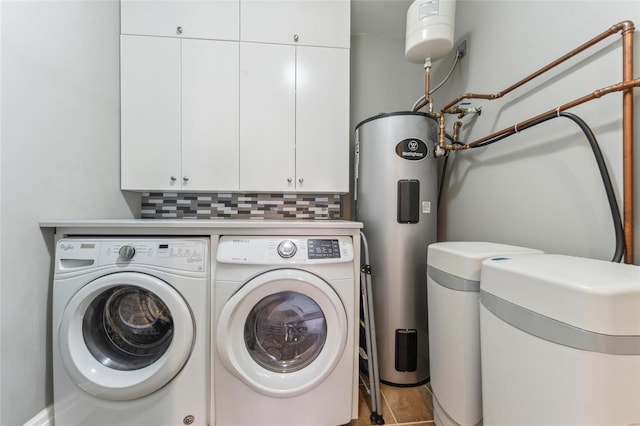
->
[121,35,181,191]
[121,0,239,41]
[241,0,350,48]
[239,42,296,191]
[182,40,240,191]
[296,46,350,193]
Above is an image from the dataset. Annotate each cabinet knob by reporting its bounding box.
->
[170,176,177,182]
[183,176,189,182]
[298,178,304,183]
[293,34,299,42]
[176,26,183,35]
[287,178,293,183]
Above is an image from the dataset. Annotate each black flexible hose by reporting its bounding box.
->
[437,154,449,211]
[466,111,624,262]
[559,112,625,262]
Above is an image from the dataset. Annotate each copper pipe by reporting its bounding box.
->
[442,143,469,151]
[414,98,428,111]
[413,60,434,112]
[441,21,635,113]
[453,121,462,142]
[465,79,640,148]
[443,20,636,263]
[445,132,455,143]
[621,23,634,263]
[442,94,494,113]
[444,121,463,143]
[460,77,640,263]
[433,112,468,151]
[427,111,460,150]
[424,62,433,113]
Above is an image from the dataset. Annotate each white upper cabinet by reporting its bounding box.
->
[239,43,296,191]
[121,35,240,191]
[121,36,181,191]
[296,46,350,193]
[182,39,240,191]
[239,42,349,192]
[121,0,350,193]
[240,0,350,48]
[121,0,239,40]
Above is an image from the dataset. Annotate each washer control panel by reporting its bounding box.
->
[55,238,208,273]
[217,236,354,264]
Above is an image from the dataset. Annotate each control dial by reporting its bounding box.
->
[277,240,297,258]
[119,245,136,260]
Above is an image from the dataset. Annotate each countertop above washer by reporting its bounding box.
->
[40,219,364,237]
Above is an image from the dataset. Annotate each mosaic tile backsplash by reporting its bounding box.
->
[141,192,342,220]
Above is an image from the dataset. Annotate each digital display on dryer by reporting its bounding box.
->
[307,239,341,259]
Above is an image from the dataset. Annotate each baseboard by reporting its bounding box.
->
[23,405,53,426]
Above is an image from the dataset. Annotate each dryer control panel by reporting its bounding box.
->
[217,236,354,265]
[307,239,341,259]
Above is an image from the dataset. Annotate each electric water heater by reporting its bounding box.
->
[355,112,439,386]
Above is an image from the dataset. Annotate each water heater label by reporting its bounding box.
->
[395,138,428,161]
[419,0,439,19]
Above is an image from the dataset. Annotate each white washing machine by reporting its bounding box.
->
[52,238,210,426]
[213,235,357,426]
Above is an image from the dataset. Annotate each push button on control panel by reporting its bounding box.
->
[277,240,297,258]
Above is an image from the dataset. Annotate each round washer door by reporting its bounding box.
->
[217,269,347,398]
[58,272,194,401]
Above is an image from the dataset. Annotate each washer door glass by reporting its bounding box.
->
[245,291,327,373]
[59,272,194,401]
[83,285,174,371]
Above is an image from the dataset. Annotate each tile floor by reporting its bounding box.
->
[344,377,435,426]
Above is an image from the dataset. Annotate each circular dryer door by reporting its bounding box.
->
[58,272,194,401]
[217,269,347,398]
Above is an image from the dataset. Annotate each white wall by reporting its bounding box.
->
[350,33,425,124]
[437,0,640,264]
[0,1,138,424]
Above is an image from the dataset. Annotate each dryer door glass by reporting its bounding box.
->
[83,285,174,371]
[245,291,327,373]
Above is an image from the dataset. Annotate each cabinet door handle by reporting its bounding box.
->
[298,178,304,183]
[293,34,299,42]
[183,176,189,182]
[170,176,177,182]
[287,178,293,183]
[176,26,183,35]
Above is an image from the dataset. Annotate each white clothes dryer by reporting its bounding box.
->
[213,235,357,426]
[52,238,209,426]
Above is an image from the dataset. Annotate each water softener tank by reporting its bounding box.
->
[355,112,439,385]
